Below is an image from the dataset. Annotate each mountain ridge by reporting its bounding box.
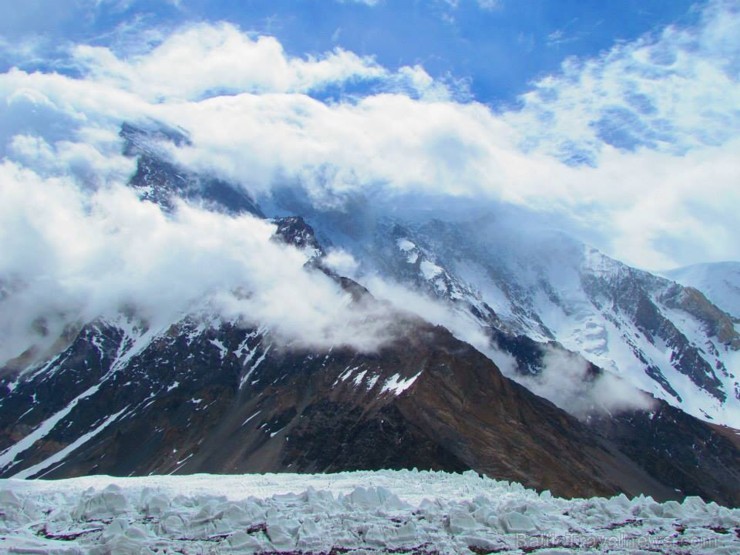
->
[1,122,738,507]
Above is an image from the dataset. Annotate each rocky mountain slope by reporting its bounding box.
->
[1,122,738,506]
[666,262,740,321]
[1,276,738,504]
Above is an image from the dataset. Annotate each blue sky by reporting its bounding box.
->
[0,0,738,270]
[0,0,702,106]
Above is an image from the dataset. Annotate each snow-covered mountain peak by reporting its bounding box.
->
[582,245,629,279]
[298,210,740,427]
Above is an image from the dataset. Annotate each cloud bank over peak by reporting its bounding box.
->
[0,162,399,365]
[0,0,737,297]
[513,347,657,420]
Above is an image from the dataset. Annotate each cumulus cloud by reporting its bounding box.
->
[71,22,389,101]
[0,162,397,365]
[160,92,522,203]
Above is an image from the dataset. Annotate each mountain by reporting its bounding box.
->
[665,262,740,321]
[1,258,738,504]
[301,212,740,427]
[1,122,738,507]
[120,122,263,217]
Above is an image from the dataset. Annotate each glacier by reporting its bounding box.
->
[0,470,737,554]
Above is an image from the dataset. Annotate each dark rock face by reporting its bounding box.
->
[273,216,325,256]
[0,321,124,452]
[120,122,263,217]
[588,401,740,506]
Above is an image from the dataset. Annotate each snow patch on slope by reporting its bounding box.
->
[0,384,101,474]
[381,371,422,395]
[420,260,443,280]
[12,407,128,479]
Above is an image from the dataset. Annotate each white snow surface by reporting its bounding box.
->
[420,259,444,280]
[0,470,737,554]
[381,371,422,395]
[397,238,416,252]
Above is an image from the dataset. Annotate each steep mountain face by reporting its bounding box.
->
[666,262,740,321]
[1,121,738,507]
[590,400,740,506]
[315,215,740,427]
[120,122,263,217]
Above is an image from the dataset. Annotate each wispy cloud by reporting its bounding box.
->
[510,0,740,160]
[514,347,656,419]
[336,0,382,6]
[476,0,501,12]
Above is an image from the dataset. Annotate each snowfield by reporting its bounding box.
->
[0,470,737,554]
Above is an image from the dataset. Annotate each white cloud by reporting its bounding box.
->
[363,276,494,356]
[476,0,501,11]
[8,133,135,186]
[0,162,397,365]
[156,84,739,268]
[434,1,500,12]
[508,0,740,161]
[336,0,381,6]
[158,92,519,203]
[0,34,50,67]
[323,249,360,276]
[515,347,656,419]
